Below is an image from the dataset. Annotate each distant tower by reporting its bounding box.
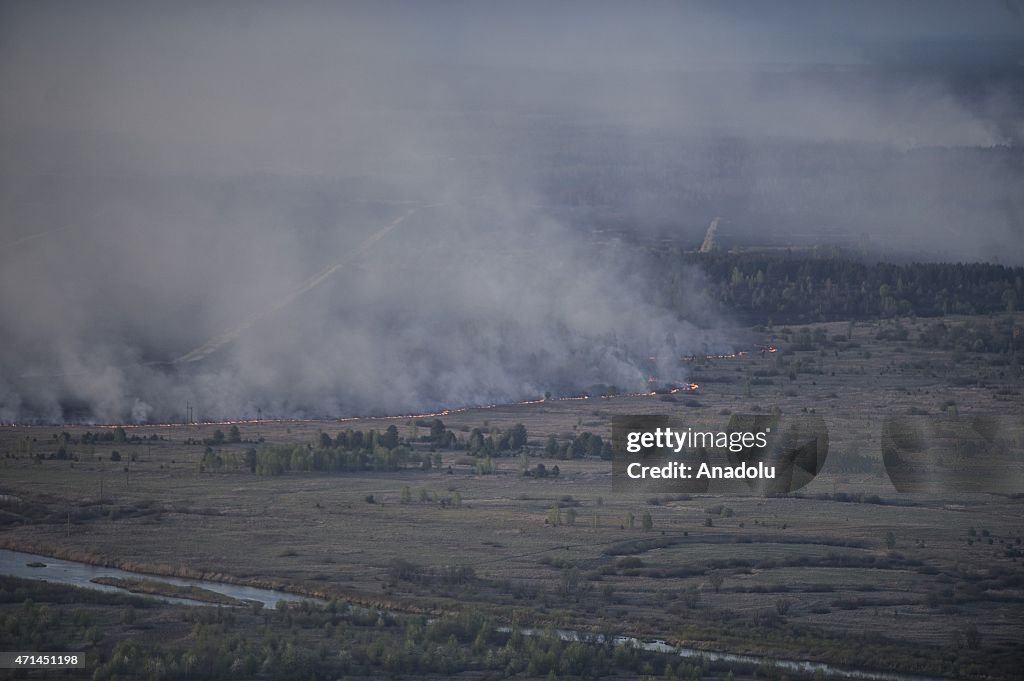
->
[699,217,721,253]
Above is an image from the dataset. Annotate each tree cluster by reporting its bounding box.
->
[653,250,1024,324]
[543,432,612,460]
[465,423,528,457]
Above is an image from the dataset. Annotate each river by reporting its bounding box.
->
[1,549,952,681]
[0,548,314,609]
[501,627,952,681]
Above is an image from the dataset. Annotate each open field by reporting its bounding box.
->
[1,316,1023,679]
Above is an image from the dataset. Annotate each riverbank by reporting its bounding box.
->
[2,547,958,681]
[0,547,313,609]
[89,576,247,606]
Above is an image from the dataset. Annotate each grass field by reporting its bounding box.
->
[1,316,1022,679]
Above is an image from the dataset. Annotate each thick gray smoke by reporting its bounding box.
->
[0,2,1021,422]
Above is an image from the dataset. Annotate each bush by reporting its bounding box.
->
[641,511,653,531]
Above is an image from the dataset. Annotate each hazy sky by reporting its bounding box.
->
[3,0,1021,176]
[0,2,1021,422]
[2,1,1021,75]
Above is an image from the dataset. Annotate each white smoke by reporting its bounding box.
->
[0,2,1020,421]
[130,398,153,424]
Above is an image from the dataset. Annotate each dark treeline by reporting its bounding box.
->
[204,424,418,476]
[651,250,1023,324]
[5,571,1003,681]
[200,421,537,476]
[543,431,612,461]
[2,576,741,681]
[248,441,418,477]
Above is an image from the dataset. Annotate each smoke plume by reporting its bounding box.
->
[1,2,1021,422]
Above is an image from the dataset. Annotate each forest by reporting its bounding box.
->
[652,250,1024,325]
